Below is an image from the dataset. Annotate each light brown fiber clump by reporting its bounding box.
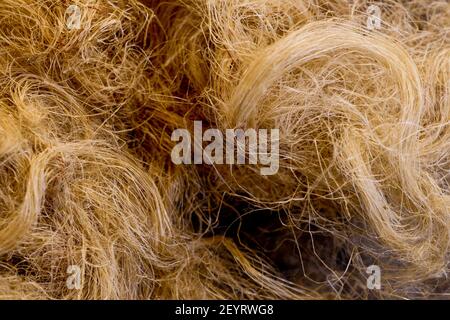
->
[0,0,448,299]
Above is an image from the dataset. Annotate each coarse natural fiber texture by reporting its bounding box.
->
[0,0,448,299]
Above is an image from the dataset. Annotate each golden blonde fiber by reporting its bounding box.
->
[0,0,448,299]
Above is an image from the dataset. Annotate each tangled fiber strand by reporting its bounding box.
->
[0,0,449,299]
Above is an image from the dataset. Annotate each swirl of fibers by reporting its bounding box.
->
[0,0,448,299]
